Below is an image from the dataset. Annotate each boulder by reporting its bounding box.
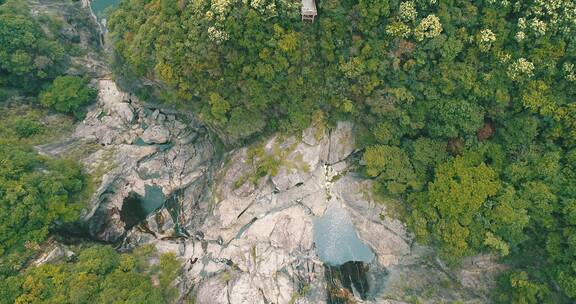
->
[141,125,170,144]
[456,254,507,294]
[98,80,129,108]
[302,125,326,146]
[328,121,355,164]
[59,27,80,43]
[36,78,218,243]
[151,109,160,120]
[31,241,74,266]
[271,138,328,191]
[146,208,176,238]
[196,275,229,304]
[228,275,266,304]
[113,102,134,124]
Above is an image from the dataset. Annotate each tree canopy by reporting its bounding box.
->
[0,245,180,304]
[39,76,97,117]
[0,0,66,94]
[109,0,576,301]
[0,143,86,257]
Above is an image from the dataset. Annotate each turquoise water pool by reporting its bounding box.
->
[313,201,375,266]
[91,0,120,16]
[120,185,166,228]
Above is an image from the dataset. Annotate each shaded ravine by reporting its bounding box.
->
[120,185,165,229]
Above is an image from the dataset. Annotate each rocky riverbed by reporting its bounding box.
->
[32,1,504,303]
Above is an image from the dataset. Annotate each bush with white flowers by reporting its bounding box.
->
[399,1,417,22]
[414,14,442,41]
[508,58,535,81]
[477,29,496,52]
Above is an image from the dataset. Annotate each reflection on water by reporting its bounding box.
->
[313,201,375,266]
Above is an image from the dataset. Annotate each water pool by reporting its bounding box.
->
[90,0,120,17]
[313,201,375,266]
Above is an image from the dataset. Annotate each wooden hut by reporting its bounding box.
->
[301,0,317,22]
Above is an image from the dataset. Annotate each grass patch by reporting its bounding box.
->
[288,283,311,304]
[234,136,310,188]
[0,102,76,146]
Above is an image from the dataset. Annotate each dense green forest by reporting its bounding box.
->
[109,0,576,302]
[1,245,181,304]
[0,1,66,95]
[0,0,88,265]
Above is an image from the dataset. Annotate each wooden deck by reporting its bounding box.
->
[301,0,317,22]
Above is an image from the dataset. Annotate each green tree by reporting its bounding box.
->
[13,118,43,138]
[411,150,501,262]
[39,76,96,117]
[496,271,549,304]
[427,99,485,138]
[363,145,417,195]
[0,144,86,256]
[2,245,177,304]
[97,270,164,304]
[408,137,448,186]
[0,1,65,92]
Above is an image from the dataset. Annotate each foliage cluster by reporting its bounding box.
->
[109,0,576,301]
[0,2,107,302]
[0,1,66,94]
[0,102,88,286]
[0,0,96,114]
[39,75,97,118]
[234,137,310,187]
[0,0,94,260]
[0,144,85,257]
[0,245,180,304]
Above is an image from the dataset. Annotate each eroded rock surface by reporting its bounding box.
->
[38,79,215,243]
[41,80,500,301]
[112,121,497,303]
[31,239,75,267]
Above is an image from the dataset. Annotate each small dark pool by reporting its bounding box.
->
[120,185,166,229]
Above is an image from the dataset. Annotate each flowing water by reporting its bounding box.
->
[325,262,370,303]
[314,201,384,303]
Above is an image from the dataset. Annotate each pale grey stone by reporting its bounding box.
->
[327,121,355,164]
[141,125,170,144]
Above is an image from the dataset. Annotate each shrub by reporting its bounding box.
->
[13,118,42,138]
[39,76,96,117]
